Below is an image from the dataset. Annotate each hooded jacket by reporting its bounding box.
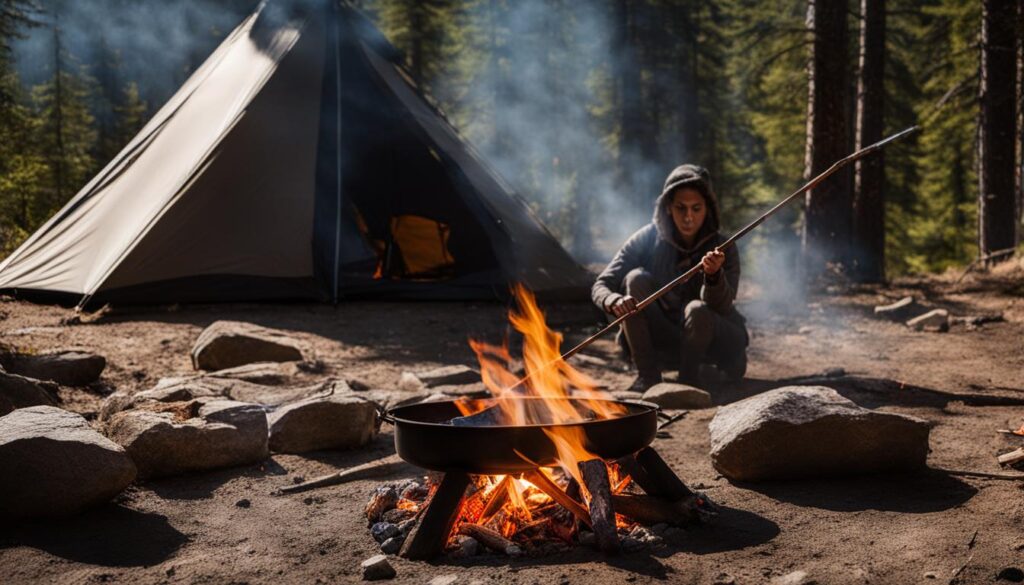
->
[591,164,746,330]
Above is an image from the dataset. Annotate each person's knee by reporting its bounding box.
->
[624,268,655,297]
[684,300,713,336]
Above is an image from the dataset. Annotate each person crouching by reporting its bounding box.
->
[591,164,748,392]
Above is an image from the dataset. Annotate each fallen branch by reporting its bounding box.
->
[997,447,1024,467]
[955,247,1017,283]
[276,454,403,495]
[656,411,689,431]
[936,467,1024,481]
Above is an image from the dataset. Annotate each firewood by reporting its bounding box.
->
[458,523,522,556]
[523,469,592,528]
[449,405,512,426]
[633,447,693,501]
[400,472,472,560]
[610,493,695,526]
[997,447,1024,467]
[276,454,403,495]
[578,459,619,554]
[478,475,512,522]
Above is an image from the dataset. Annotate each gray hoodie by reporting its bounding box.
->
[591,164,746,329]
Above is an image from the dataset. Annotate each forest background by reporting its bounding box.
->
[0,0,1020,287]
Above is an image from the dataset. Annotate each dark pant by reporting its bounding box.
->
[621,268,747,381]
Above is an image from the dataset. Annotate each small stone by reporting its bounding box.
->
[397,519,416,536]
[427,575,459,585]
[398,372,426,392]
[713,574,736,585]
[506,544,523,557]
[997,567,1024,582]
[381,508,414,525]
[401,481,428,501]
[371,522,400,543]
[641,383,712,409]
[771,570,810,585]
[235,498,251,508]
[578,531,596,546]
[360,554,396,581]
[379,536,403,555]
[451,535,479,558]
[923,572,938,580]
[621,536,644,553]
[191,321,304,371]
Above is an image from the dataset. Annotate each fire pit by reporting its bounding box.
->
[368,286,719,560]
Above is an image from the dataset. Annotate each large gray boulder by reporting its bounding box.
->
[642,383,712,409]
[0,371,59,415]
[268,394,377,453]
[0,406,136,518]
[709,386,931,481]
[106,399,268,479]
[191,321,304,371]
[0,349,106,386]
[413,365,480,388]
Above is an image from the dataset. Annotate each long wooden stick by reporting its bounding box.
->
[506,126,917,392]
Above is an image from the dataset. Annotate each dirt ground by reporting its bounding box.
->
[1,265,1023,585]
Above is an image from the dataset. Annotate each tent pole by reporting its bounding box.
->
[331,2,343,304]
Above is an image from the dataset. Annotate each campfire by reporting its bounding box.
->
[367,285,717,559]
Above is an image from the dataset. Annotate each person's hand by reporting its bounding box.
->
[610,295,639,317]
[702,248,725,275]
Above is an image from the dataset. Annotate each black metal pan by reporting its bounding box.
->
[380,397,659,475]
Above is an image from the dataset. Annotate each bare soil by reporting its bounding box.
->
[2,265,1024,585]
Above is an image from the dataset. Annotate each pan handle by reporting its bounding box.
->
[376,406,396,426]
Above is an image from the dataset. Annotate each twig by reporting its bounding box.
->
[657,411,689,431]
[275,454,403,495]
[949,552,973,584]
[937,467,1024,481]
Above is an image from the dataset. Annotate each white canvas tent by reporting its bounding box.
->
[0,0,591,305]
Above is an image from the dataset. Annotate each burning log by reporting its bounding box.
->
[578,459,619,554]
[619,447,693,501]
[399,472,471,560]
[457,523,522,556]
[478,475,512,522]
[523,469,592,528]
[449,405,513,426]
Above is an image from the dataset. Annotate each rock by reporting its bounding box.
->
[578,531,596,547]
[906,309,950,332]
[230,379,344,408]
[713,573,736,585]
[235,498,251,508]
[709,386,931,481]
[0,406,136,518]
[621,536,644,553]
[428,575,459,585]
[771,571,810,585]
[371,522,400,543]
[998,567,1024,582]
[397,519,416,537]
[268,394,376,454]
[0,349,106,386]
[361,554,396,581]
[0,371,59,415]
[611,390,644,402]
[362,389,430,410]
[398,372,426,392]
[381,508,414,525]
[435,382,490,398]
[379,536,403,555]
[191,321,304,371]
[452,535,479,558]
[414,365,480,388]
[642,383,712,409]
[207,362,298,385]
[106,399,268,479]
[873,296,918,321]
[923,572,939,579]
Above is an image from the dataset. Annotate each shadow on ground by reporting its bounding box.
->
[731,468,978,513]
[0,505,187,567]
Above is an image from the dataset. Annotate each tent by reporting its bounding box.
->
[0,0,591,306]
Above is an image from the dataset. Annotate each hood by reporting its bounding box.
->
[653,163,722,252]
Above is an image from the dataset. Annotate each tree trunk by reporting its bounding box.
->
[802,0,852,278]
[852,0,886,282]
[52,22,65,204]
[613,0,645,207]
[978,0,1019,264]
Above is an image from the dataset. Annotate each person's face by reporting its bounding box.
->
[670,188,707,243]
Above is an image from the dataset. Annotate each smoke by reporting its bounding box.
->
[444,0,660,262]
